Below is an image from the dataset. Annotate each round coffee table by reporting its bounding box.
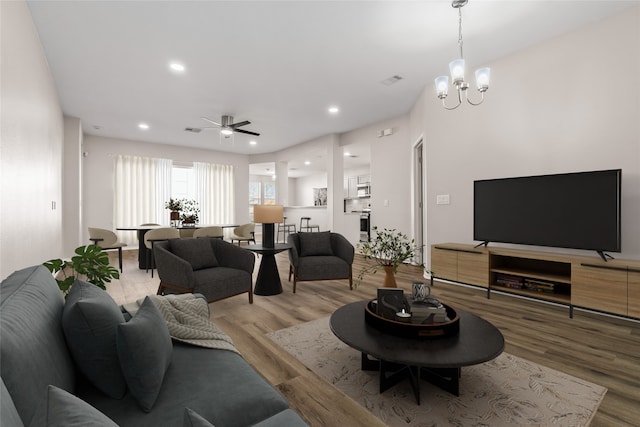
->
[330,300,504,404]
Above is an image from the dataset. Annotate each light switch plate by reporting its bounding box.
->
[436,194,450,205]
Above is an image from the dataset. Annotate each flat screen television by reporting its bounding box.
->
[474,169,621,259]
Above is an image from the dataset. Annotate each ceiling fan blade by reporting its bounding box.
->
[201,117,221,126]
[235,129,260,136]
[229,120,251,129]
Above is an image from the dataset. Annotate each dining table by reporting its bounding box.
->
[116,224,239,269]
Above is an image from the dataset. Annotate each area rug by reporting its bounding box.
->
[267,317,607,427]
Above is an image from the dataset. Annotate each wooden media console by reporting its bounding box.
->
[431,243,640,319]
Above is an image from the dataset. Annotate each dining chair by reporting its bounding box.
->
[88,227,127,272]
[143,227,180,277]
[230,223,256,246]
[193,226,224,239]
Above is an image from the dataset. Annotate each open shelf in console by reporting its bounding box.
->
[489,253,571,305]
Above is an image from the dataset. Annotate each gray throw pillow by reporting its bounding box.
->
[171,238,218,270]
[62,280,127,399]
[117,297,173,412]
[45,385,118,427]
[299,231,333,256]
[184,408,216,427]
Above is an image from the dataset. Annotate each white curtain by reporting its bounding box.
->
[114,155,172,245]
[194,162,235,225]
[155,158,173,225]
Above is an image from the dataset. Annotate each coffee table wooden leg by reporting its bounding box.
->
[420,367,461,396]
[379,360,422,405]
[361,352,379,371]
[361,353,463,405]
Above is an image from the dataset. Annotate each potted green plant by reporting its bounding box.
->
[179,199,200,225]
[355,226,422,288]
[43,245,120,297]
[165,198,183,222]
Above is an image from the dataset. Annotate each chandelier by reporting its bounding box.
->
[435,0,490,110]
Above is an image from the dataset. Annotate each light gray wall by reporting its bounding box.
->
[82,135,251,243]
[63,116,83,254]
[295,173,328,207]
[411,6,640,264]
[0,1,64,279]
[350,115,412,236]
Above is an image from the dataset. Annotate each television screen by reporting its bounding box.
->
[474,169,621,254]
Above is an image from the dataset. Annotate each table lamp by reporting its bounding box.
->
[253,205,284,248]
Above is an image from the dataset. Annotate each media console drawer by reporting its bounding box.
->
[431,244,489,288]
[572,263,628,316]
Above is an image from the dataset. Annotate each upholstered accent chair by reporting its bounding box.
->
[287,232,354,293]
[153,237,254,303]
[88,227,128,272]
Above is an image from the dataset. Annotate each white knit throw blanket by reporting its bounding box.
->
[124,294,240,355]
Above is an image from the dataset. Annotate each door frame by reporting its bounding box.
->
[412,137,425,267]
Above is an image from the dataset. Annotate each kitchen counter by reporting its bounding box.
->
[284,205,327,209]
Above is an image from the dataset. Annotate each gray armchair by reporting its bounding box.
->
[287,232,354,293]
[153,237,255,303]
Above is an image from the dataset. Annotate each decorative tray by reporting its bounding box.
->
[364,299,460,339]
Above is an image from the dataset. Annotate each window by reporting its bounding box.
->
[249,179,276,218]
[171,166,195,200]
[249,182,261,206]
[115,156,234,245]
[263,182,276,205]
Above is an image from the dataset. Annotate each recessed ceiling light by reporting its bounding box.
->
[344,151,350,157]
[249,140,257,146]
[328,106,340,114]
[304,161,311,165]
[169,62,185,72]
[138,123,149,130]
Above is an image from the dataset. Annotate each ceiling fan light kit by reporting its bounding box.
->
[200,115,260,144]
[435,0,491,110]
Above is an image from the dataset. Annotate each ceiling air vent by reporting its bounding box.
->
[184,127,202,133]
[381,75,404,86]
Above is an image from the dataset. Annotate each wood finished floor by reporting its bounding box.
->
[106,249,640,427]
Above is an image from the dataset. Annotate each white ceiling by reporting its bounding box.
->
[27,0,635,171]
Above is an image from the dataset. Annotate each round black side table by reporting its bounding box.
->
[245,243,291,295]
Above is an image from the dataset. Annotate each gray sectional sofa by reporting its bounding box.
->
[0,265,307,427]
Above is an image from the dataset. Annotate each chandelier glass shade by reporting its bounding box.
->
[435,0,490,110]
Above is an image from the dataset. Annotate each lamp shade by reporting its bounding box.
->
[435,76,449,98]
[475,67,491,92]
[253,205,284,224]
[449,59,465,85]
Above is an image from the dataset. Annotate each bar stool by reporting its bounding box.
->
[277,216,297,243]
[299,217,320,232]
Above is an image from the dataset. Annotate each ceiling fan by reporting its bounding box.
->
[200,115,260,136]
